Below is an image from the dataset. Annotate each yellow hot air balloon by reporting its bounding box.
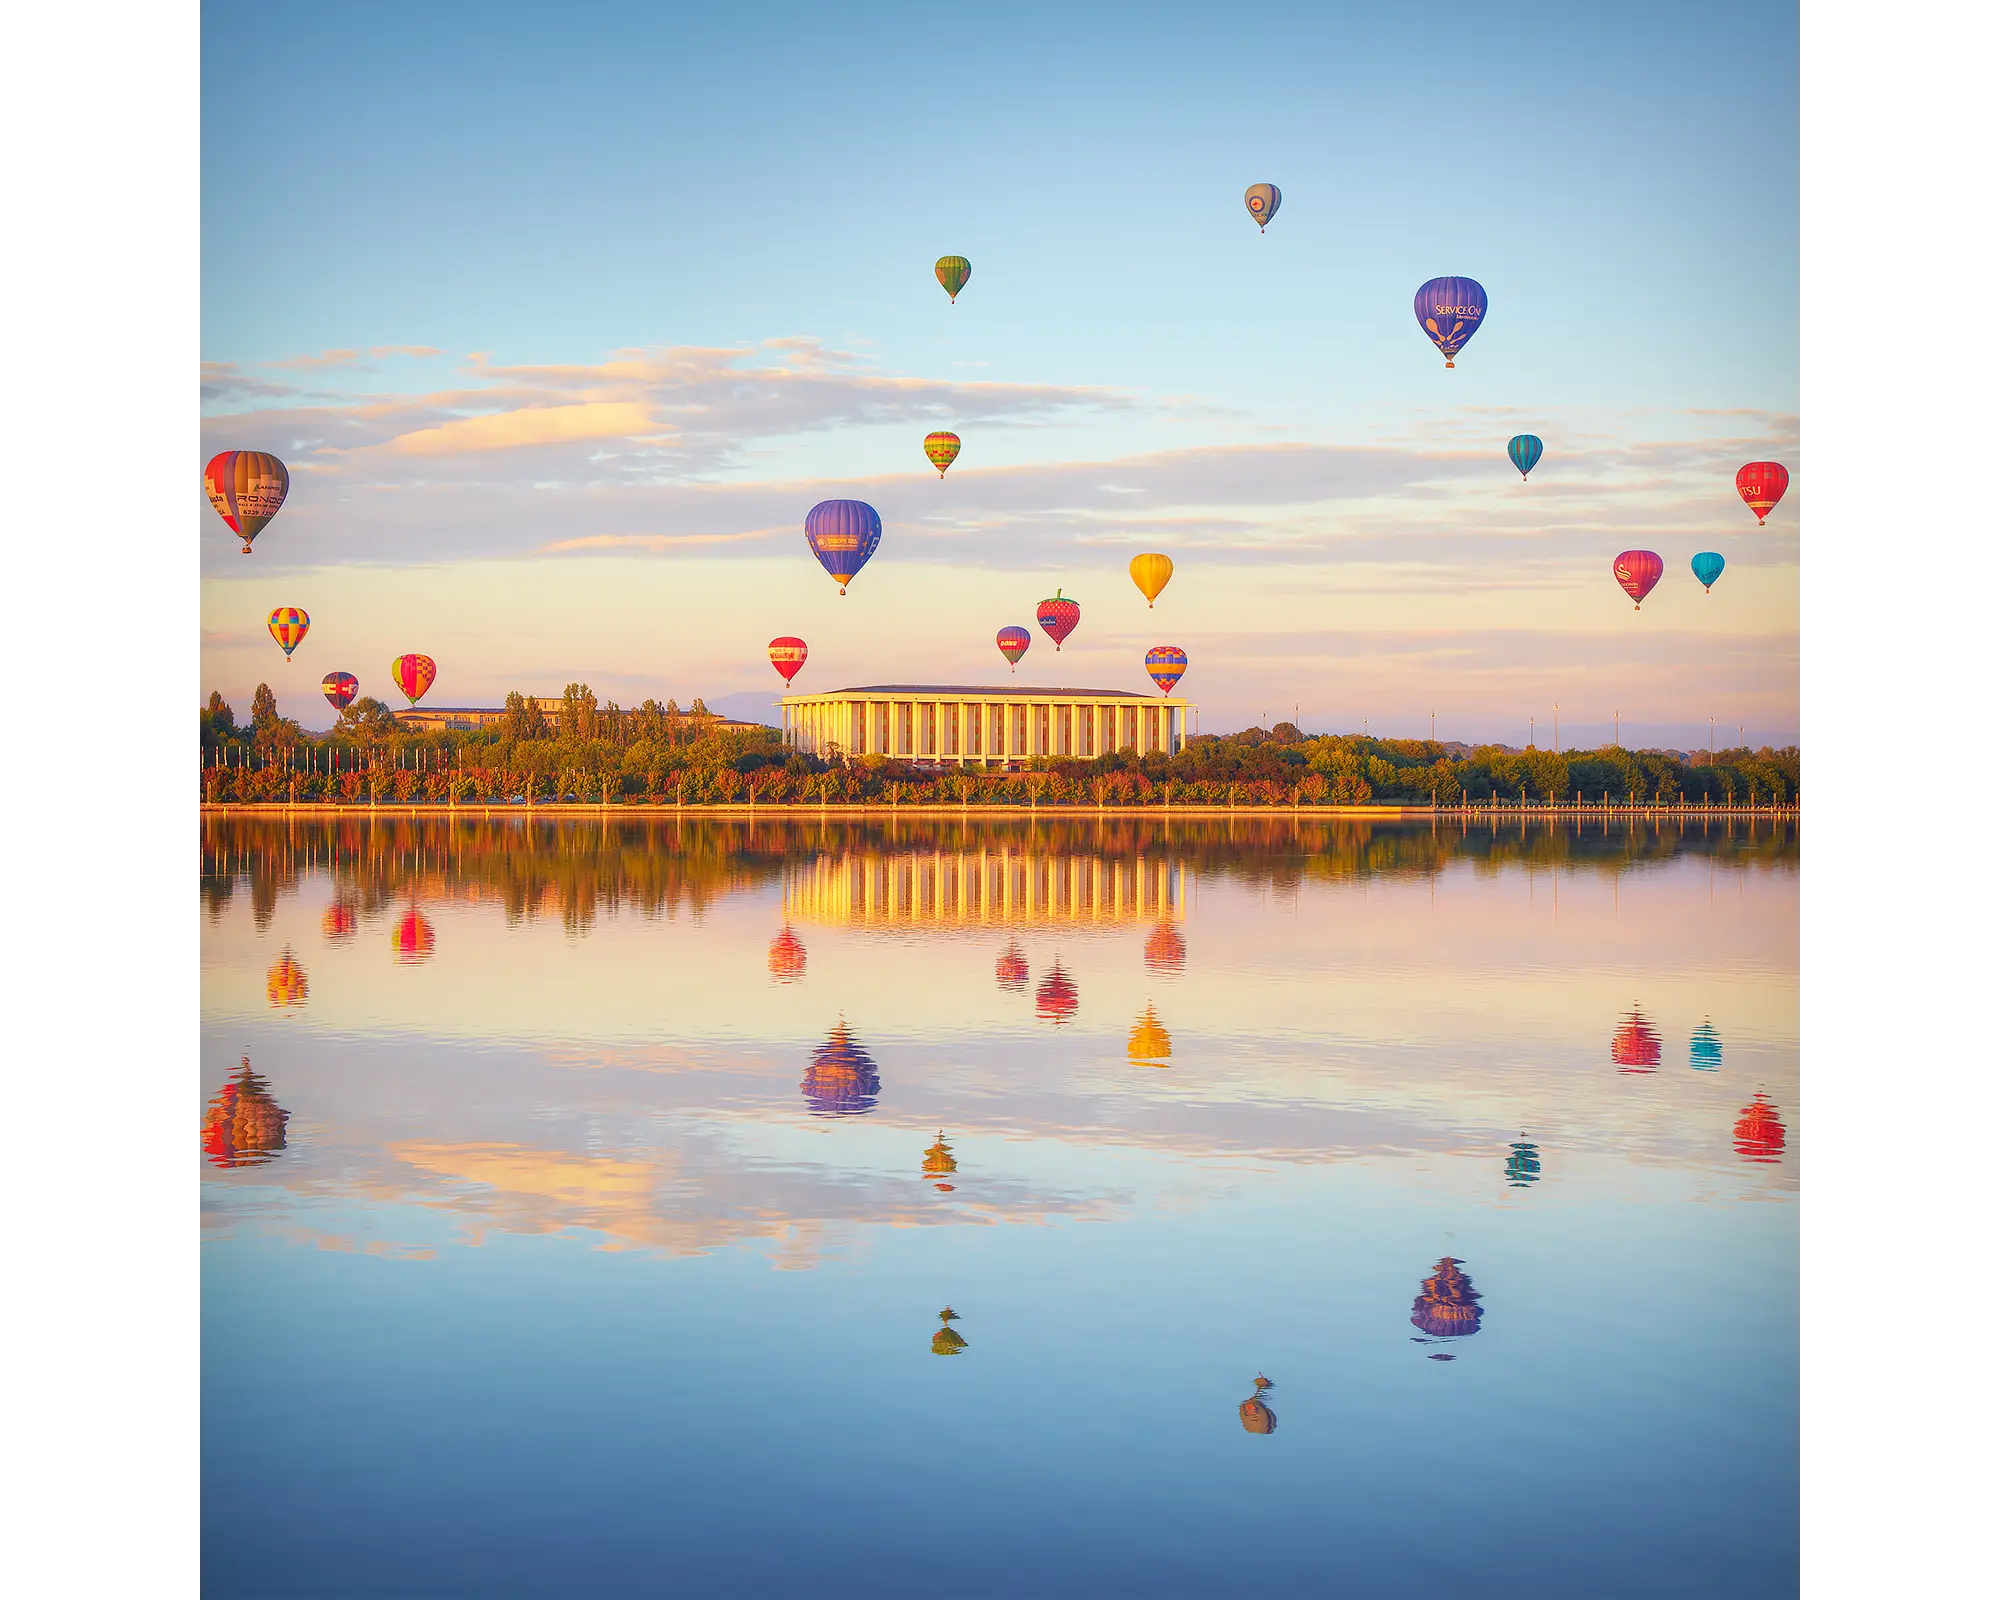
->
[1129,553,1173,609]
[1128,1005,1172,1066]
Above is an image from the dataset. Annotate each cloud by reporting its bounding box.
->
[537,527,784,554]
[370,344,444,359]
[200,362,298,402]
[273,348,364,371]
[383,401,667,456]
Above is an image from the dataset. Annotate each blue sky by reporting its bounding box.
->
[200,0,1799,742]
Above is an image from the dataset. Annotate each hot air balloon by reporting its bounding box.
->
[321,901,357,941]
[1736,462,1789,525]
[1239,1386,1278,1434]
[267,607,309,660]
[935,255,971,303]
[392,908,435,965]
[390,654,436,707]
[1035,963,1078,1025]
[1037,590,1080,651]
[1612,1005,1662,1072]
[1504,1137,1542,1188]
[804,500,882,595]
[1128,1005,1172,1066]
[996,626,1031,672]
[1414,276,1488,367]
[1243,183,1281,232]
[932,1307,967,1355]
[1692,552,1727,593]
[1508,434,1544,478]
[1734,1093,1787,1163]
[1690,1019,1722,1071]
[922,1131,959,1190]
[201,1058,290,1168]
[995,944,1028,991]
[768,926,807,983]
[1145,645,1187,695]
[321,671,358,712]
[203,450,290,553]
[924,432,961,476]
[1144,922,1186,974]
[1410,1257,1484,1339]
[1129,553,1174,608]
[803,1020,881,1116]
[769,636,808,686]
[1613,550,1665,610]
[265,949,308,1008]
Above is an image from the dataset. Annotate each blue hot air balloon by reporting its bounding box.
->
[1690,1020,1722,1070]
[804,500,883,595]
[1508,434,1544,478]
[1692,552,1726,592]
[1414,276,1488,367]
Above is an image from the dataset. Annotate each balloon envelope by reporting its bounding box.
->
[769,636,808,685]
[1145,644,1187,695]
[924,431,961,476]
[1736,461,1789,524]
[996,625,1031,670]
[392,908,435,964]
[803,1021,881,1116]
[1613,550,1665,609]
[267,606,309,659]
[1128,552,1173,608]
[1692,551,1726,591]
[1414,276,1488,367]
[1410,1257,1484,1339]
[804,500,882,594]
[390,653,436,706]
[1508,434,1544,478]
[935,255,971,301]
[204,450,289,552]
[1035,963,1078,1025]
[321,671,358,711]
[1037,590,1080,650]
[1243,183,1281,231]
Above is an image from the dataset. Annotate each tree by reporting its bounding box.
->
[206,691,236,732]
[560,683,598,742]
[338,696,397,733]
[250,683,279,731]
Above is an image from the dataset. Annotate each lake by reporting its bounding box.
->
[201,814,1799,1597]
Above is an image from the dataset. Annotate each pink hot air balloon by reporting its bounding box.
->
[1612,551,1664,610]
[996,626,1031,672]
[1037,590,1080,651]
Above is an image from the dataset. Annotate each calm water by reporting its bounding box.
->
[202,815,1799,1598]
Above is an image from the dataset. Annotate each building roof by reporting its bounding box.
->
[797,684,1165,699]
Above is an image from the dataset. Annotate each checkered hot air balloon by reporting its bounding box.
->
[267,606,309,660]
[1243,183,1281,232]
[1736,462,1789,525]
[1037,590,1080,650]
[935,255,971,302]
[1414,276,1488,368]
[924,431,961,477]
[321,671,359,711]
[390,653,436,707]
[1145,645,1187,695]
[1613,550,1664,610]
[204,450,290,553]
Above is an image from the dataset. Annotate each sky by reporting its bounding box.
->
[199,0,1799,746]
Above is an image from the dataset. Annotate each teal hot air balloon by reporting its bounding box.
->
[1690,1020,1722,1070]
[1692,552,1726,592]
[1508,434,1544,479]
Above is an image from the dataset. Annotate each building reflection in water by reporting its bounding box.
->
[931,1307,967,1356]
[1504,1136,1542,1187]
[767,926,807,984]
[994,943,1028,992]
[1690,1018,1723,1071]
[784,847,1185,931]
[1239,1374,1277,1434]
[265,948,308,1008]
[1733,1092,1787,1163]
[802,1020,882,1117]
[202,1057,292,1168]
[1127,1005,1172,1066]
[1144,920,1186,975]
[922,1131,958,1192]
[1410,1257,1485,1341]
[1035,963,1079,1026]
[320,901,356,941]
[1612,1005,1662,1073]
[392,907,436,965]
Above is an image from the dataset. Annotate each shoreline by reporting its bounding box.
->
[198,801,1800,820]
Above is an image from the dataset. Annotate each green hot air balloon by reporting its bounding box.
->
[935,255,971,303]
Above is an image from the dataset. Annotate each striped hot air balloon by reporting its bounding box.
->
[1508,434,1544,478]
[1414,276,1488,367]
[1035,962,1078,1025]
[1736,462,1789,525]
[267,606,309,660]
[924,431,961,476]
[1734,1093,1787,1163]
[769,636,808,685]
[1037,590,1080,650]
[1692,552,1726,592]
[935,255,971,302]
[804,500,882,594]
[204,450,290,553]
[321,671,358,711]
[1613,550,1665,610]
[996,626,1031,672]
[1612,1005,1663,1072]
[390,653,436,707]
[1243,183,1281,232]
[1145,645,1187,695]
[1129,552,1173,608]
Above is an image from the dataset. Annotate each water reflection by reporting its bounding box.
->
[1504,1136,1542,1188]
[785,847,1183,930]
[931,1307,967,1356]
[1035,963,1079,1025]
[264,949,307,1008]
[767,926,807,984]
[1612,1005,1662,1073]
[1690,1018,1723,1071]
[320,901,356,941]
[392,908,435,964]
[1239,1375,1277,1435]
[922,1131,958,1191]
[803,1020,882,1116]
[1734,1093,1787,1163]
[202,1057,291,1168]
[994,943,1028,992]
[1410,1257,1485,1342]
[1143,921,1186,975]
[1127,1005,1172,1066]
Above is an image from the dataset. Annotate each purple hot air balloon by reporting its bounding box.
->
[996,626,1031,672]
[1414,276,1488,368]
[803,1020,881,1116]
[804,500,883,595]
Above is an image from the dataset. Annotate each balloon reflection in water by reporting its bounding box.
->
[1734,1093,1787,1163]
[1128,1005,1172,1066]
[1144,921,1186,975]
[1410,1258,1484,1340]
[265,949,308,1008]
[1690,1019,1722,1071]
[922,1131,959,1192]
[1239,1375,1277,1434]
[392,908,435,964]
[1504,1136,1541,1187]
[202,1058,291,1168]
[1035,963,1079,1025]
[320,901,356,941]
[932,1307,967,1356]
[803,1020,882,1117]
[995,944,1029,992]
[1612,1005,1662,1073]
[768,926,807,983]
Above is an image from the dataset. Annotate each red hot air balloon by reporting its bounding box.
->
[390,654,436,707]
[1037,590,1080,651]
[1734,1093,1788,1163]
[1145,645,1187,695]
[995,944,1029,991]
[392,908,435,964]
[1612,1005,1663,1072]
[321,671,359,712]
[1144,922,1186,974]
[1035,962,1079,1025]
[1736,462,1790,525]
[1612,551,1665,610]
[769,637,808,686]
[996,626,1031,672]
[204,450,290,553]
[321,901,357,941]
[768,926,807,983]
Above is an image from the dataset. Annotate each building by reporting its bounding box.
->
[390,704,768,735]
[778,684,1189,768]
[783,847,1185,930]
